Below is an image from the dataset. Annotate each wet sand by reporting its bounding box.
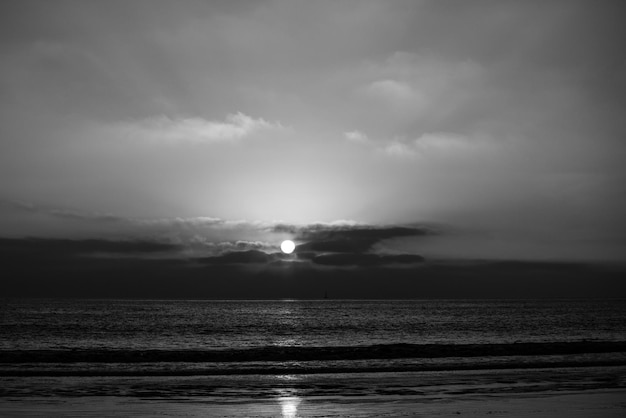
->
[1,389,625,417]
[1,366,625,417]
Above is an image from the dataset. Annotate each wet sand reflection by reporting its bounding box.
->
[276,381,302,418]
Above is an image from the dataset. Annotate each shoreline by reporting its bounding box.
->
[2,368,625,417]
[2,389,626,417]
[3,366,625,396]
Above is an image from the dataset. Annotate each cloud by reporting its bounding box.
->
[365,79,416,103]
[199,249,273,265]
[344,130,369,143]
[0,235,426,268]
[197,247,427,267]
[352,51,483,131]
[0,237,182,259]
[190,239,274,255]
[273,223,436,257]
[184,223,434,267]
[113,112,285,144]
[0,198,281,249]
[383,140,417,158]
[343,128,497,160]
[1,197,440,261]
[299,224,432,242]
[0,1,623,269]
[376,132,498,160]
[0,198,125,223]
[312,253,424,267]
[414,132,487,153]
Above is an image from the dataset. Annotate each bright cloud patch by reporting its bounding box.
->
[344,130,369,143]
[379,133,497,159]
[365,79,416,103]
[116,112,284,143]
[383,141,416,158]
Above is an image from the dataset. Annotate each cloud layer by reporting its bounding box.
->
[0,1,624,262]
[112,112,285,144]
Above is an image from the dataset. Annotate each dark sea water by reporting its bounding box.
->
[2,298,626,415]
[2,299,626,350]
[1,298,626,377]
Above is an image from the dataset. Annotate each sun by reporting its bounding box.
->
[280,240,295,254]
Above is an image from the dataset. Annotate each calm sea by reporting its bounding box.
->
[1,298,626,377]
[3,299,626,350]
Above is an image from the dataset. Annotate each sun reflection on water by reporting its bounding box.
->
[279,395,301,418]
[276,384,302,418]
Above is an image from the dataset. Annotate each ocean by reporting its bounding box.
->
[2,298,626,416]
[3,298,626,348]
[2,298,626,372]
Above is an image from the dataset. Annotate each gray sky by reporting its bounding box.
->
[1,0,625,261]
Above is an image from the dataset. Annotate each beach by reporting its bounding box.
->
[2,366,625,417]
[2,391,626,417]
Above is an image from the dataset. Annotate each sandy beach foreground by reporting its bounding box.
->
[0,390,626,418]
[1,390,625,417]
[2,366,625,417]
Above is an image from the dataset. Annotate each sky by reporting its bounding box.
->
[1,1,625,297]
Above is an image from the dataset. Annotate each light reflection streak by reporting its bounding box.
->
[279,395,301,418]
[276,385,302,418]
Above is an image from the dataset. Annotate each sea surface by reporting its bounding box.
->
[2,298,626,416]
[2,298,626,349]
[1,298,626,377]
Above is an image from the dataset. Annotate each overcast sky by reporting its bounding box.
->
[1,0,625,261]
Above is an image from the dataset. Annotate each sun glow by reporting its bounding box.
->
[280,240,295,254]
